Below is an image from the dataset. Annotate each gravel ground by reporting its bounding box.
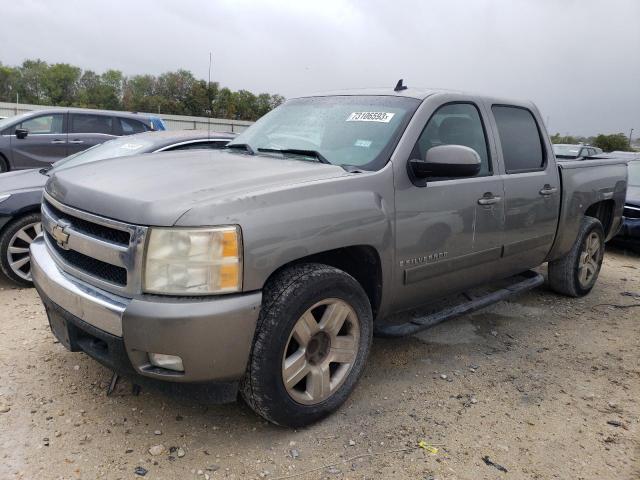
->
[1,246,639,480]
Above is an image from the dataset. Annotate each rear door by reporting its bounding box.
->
[68,113,116,155]
[488,104,560,273]
[392,97,505,310]
[10,112,67,168]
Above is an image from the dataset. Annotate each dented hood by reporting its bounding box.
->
[46,149,348,226]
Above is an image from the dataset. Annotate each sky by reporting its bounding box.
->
[1,0,639,137]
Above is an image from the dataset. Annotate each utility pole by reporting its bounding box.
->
[629,128,634,148]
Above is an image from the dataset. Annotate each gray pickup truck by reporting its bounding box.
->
[30,86,627,427]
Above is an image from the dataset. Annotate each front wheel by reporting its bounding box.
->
[241,263,373,427]
[548,216,605,297]
[0,213,42,287]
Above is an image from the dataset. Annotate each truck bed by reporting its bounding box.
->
[547,158,628,261]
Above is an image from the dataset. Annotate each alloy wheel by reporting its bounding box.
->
[282,298,360,405]
[6,222,41,281]
[578,231,601,288]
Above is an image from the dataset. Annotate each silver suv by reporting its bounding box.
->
[0,108,166,172]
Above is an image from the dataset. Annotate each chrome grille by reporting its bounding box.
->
[41,192,148,297]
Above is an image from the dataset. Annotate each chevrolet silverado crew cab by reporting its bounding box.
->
[31,85,628,427]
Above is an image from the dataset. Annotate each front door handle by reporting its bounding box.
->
[50,139,66,144]
[539,185,558,196]
[69,139,84,144]
[478,193,502,206]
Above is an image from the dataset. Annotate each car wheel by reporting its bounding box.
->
[241,263,373,427]
[0,213,42,287]
[548,216,605,297]
[0,155,8,173]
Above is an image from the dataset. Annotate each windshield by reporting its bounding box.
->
[553,145,581,158]
[629,162,640,187]
[228,95,420,170]
[52,135,156,171]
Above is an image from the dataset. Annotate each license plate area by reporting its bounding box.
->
[47,309,74,350]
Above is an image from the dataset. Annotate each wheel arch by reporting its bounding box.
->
[584,199,615,239]
[0,152,9,172]
[261,245,384,320]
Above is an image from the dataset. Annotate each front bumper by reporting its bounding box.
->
[30,236,262,383]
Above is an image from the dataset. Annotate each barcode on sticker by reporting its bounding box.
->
[346,112,395,123]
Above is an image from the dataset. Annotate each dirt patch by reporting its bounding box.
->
[1,247,639,479]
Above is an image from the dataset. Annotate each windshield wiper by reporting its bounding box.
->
[257,148,331,164]
[226,143,255,155]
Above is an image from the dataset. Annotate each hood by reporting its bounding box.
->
[0,169,47,194]
[46,150,349,226]
[627,185,640,207]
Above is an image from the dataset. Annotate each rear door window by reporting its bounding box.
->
[492,106,545,173]
[70,114,113,134]
[119,118,148,135]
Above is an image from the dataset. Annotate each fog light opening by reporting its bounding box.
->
[148,353,184,372]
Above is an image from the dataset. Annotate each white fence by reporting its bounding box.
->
[0,101,254,133]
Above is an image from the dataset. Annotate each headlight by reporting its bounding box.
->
[143,226,242,295]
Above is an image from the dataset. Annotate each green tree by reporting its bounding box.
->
[0,63,20,102]
[593,133,632,152]
[18,59,49,103]
[42,63,81,105]
[211,87,236,119]
[1,59,284,120]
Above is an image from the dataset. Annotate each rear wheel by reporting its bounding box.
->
[548,216,604,297]
[0,156,8,173]
[0,213,42,286]
[241,263,372,427]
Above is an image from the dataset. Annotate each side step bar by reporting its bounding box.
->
[374,270,544,338]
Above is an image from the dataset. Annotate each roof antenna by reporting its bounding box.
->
[207,52,212,139]
[394,79,408,92]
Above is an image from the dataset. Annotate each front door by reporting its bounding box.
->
[11,113,67,169]
[392,100,505,311]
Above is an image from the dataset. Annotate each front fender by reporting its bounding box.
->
[177,165,396,303]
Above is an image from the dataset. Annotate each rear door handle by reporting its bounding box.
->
[478,194,502,206]
[50,139,66,144]
[539,185,558,196]
[69,139,84,144]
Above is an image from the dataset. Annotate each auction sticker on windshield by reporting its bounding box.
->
[346,112,395,123]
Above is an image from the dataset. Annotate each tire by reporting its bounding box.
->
[0,213,42,287]
[548,216,605,297]
[0,155,8,173]
[241,263,373,427]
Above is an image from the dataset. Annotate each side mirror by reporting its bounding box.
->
[410,144,481,178]
[15,128,28,139]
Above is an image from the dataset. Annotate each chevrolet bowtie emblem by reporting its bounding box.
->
[51,224,70,249]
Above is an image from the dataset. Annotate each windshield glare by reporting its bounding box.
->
[629,162,640,186]
[52,136,156,171]
[229,95,419,170]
